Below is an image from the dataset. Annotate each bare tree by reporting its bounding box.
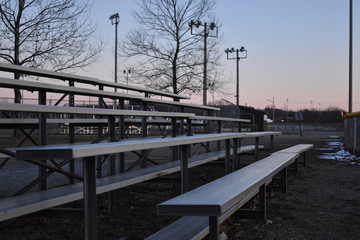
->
[0,0,103,103]
[123,0,224,97]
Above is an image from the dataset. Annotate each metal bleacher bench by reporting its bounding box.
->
[0,62,190,101]
[0,76,219,112]
[10,131,279,240]
[146,144,313,240]
[0,144,262,221]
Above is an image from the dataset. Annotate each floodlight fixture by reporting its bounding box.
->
[189,19,219,105]
[110,13,120,88]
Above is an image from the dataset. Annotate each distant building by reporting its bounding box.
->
[217,105,266,131]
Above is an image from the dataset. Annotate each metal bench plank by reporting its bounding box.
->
[277,144,314,153]
[157,152,298,216]
[146,187,260,240]
[15,132,279,160]
[1,145,258,221]
[189,115,250,123]
[15,133,245,160]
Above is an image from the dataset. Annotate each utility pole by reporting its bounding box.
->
[349,0,353,113]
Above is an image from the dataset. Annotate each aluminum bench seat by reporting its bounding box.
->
[148,145,313,240]
[189,115,250,123]
[277,144,314,154]
[277,144,314,167]
[149,153,299,240]
[0,118,204,127]
[0,145,259,222]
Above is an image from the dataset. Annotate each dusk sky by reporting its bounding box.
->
[83,0,358,111]
[1,0,357,112]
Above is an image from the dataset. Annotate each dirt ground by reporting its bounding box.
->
[1,130,360,239]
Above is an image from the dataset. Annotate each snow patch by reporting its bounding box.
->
[318,142,360,165]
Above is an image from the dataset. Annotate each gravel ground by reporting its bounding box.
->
[1,130,360,239]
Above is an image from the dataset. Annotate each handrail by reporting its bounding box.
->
[342,111,360,119]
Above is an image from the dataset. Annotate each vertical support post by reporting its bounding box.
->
[171,117,178,161]
[217,120,221,151]
[83,156,97,240]
[303,151,307,167]
[225,139,231,174]
[96,85,104,178]
[108,116,117,214]
[238,122,242,132]
[186,118,193,136]
[259,184,267,221]
[205,110,210,149]
[280,167,288,194]
[180,145,189,194]
[232,138,238,171]
[270,135,274,153]
[69,81,75,184]
[255,137,259,161]
[238,138,242,167]
[141,101,148,168]
[208,216,219,240]
[38,90,47,190]
[119,99,125,173]
[186,118,192,158]
[180,106,185,135]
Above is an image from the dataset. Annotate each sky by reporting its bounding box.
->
[2,0,358,112]
[82,0,359,112]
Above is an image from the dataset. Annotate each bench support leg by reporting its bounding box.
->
[267,167,288,194]
[255,137,259,161]
[281,167,288,193]
[83,156,97,240]
[209,216,219,240]
[237,184,267,221]
[38,90,47,190]
[225,139,231,174]
[270,135,274,153]
[259,184,266,221]
[303,152,307,167]
[171,117,179,161]
[232,138,238,172]
[108,116,117,215]
[181,145,189,193]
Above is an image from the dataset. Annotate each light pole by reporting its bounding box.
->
[349,0,353,113]
[189,20,218,105]
[225,47,247,106]
[109,13,120,89]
